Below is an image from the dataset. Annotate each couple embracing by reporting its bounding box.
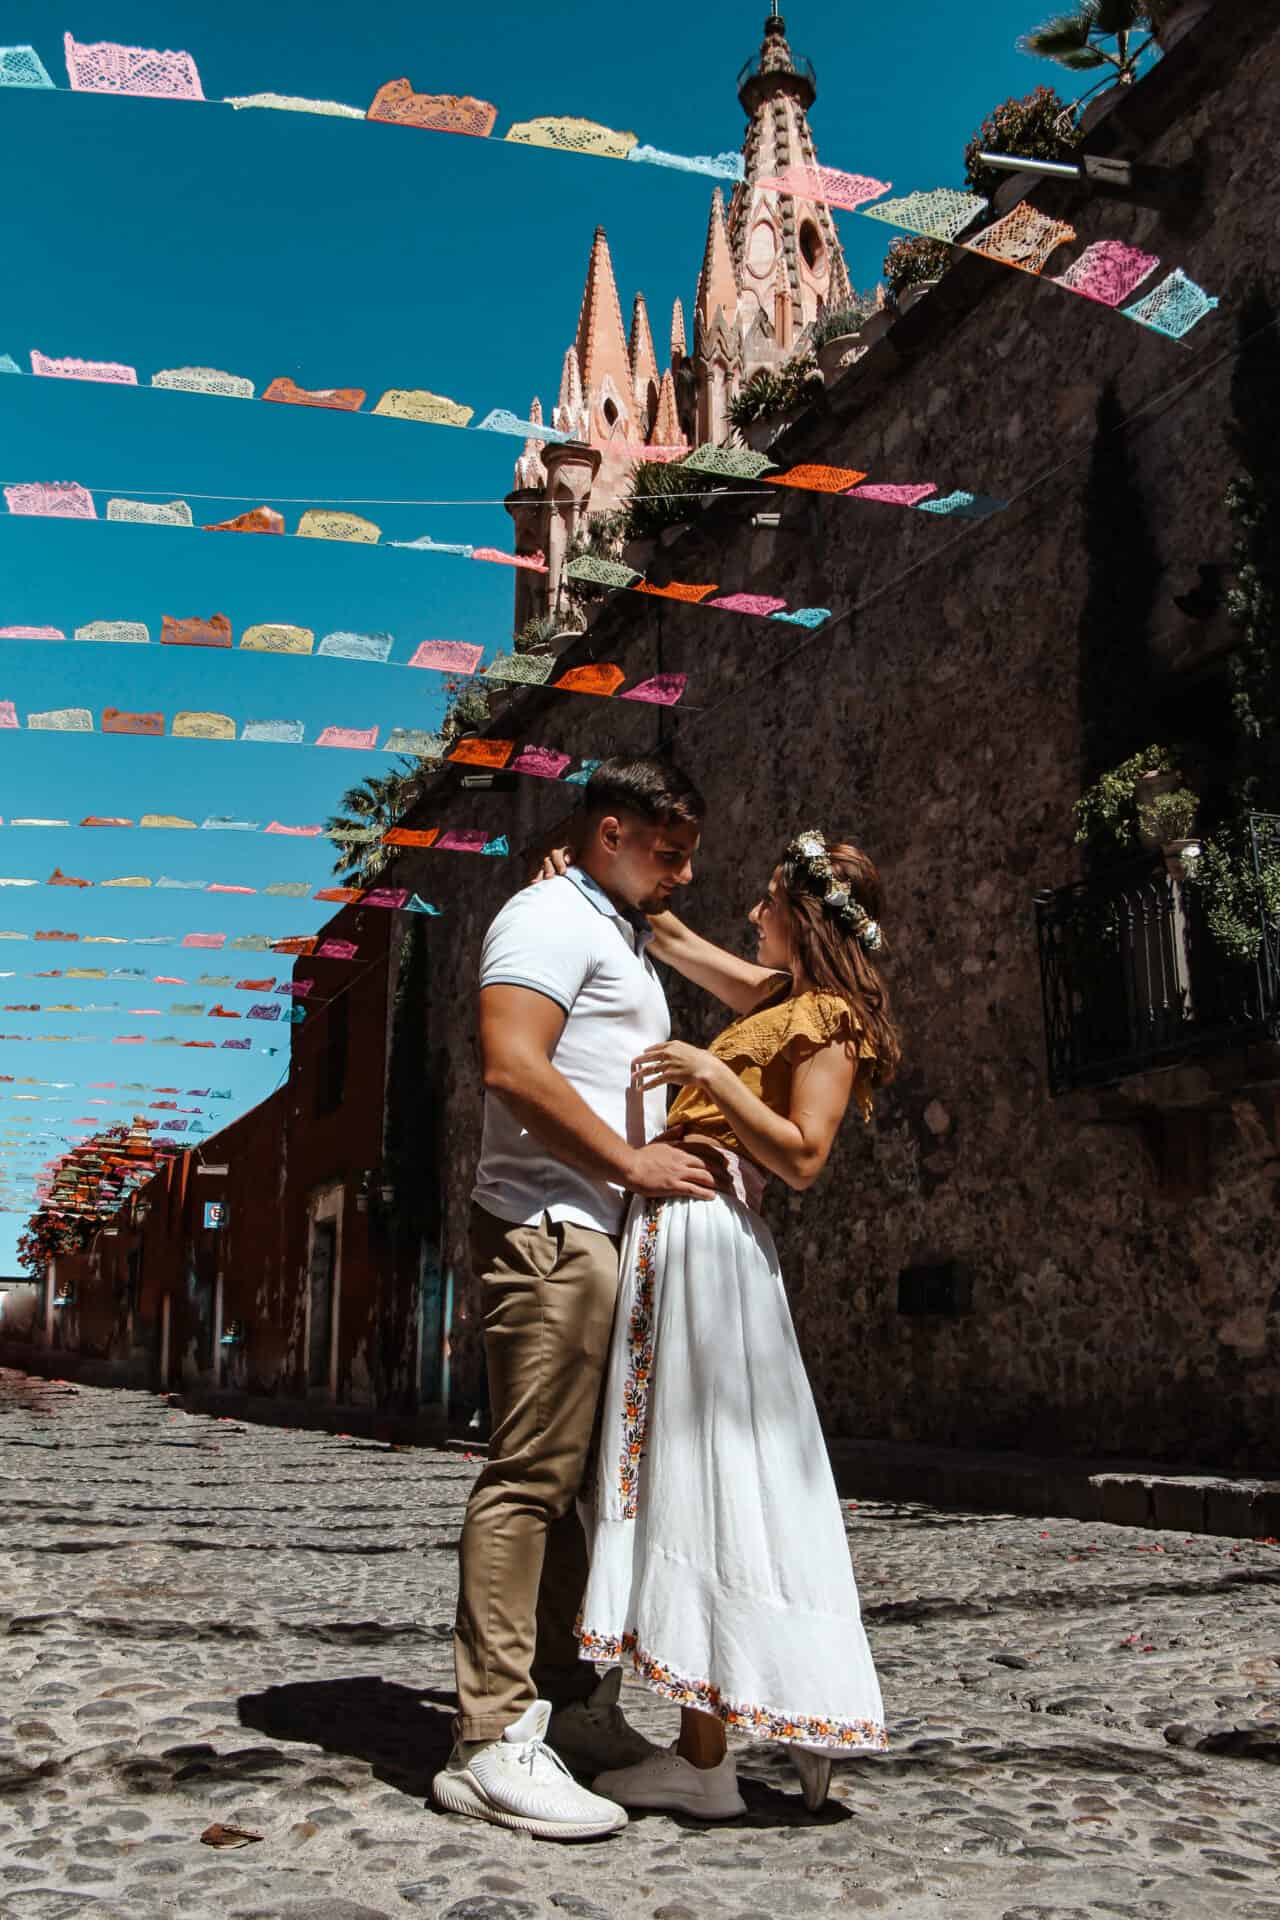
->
[433,756,900,1840]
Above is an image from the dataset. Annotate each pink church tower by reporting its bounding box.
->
[729,11,853,371]
[505,10,852,635]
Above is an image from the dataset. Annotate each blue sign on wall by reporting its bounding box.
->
[203,1201,226,1230]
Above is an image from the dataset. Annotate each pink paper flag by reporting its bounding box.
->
[317,939,358,960]
[0,703,16,730]
[276,980,314,999]
[207,884,257,895]
[264,822,323,837]
[30,348,137,386]
[758,164,891,211]
[408,640,484,675]
[181,933,226,951]
[63,31,204,99]
[620,673,688,706]
[435,829,489,854]
[316,725,379,750]
[512,746,572,780]
[849,483,938,506]
[4,482,96,519]
[707,593,787,616]
[471,547,548,571]
[0,627,65,640]
[362,887,410,910]
[1051,239,1160,308]
[112,1036,146,1045]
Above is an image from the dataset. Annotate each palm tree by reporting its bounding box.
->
[325,761,424,884]
[1019,0,1156,86]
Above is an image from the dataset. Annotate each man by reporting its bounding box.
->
[433,756,715,1841]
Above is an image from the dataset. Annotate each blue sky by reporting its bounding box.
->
[0,0,1092,1257]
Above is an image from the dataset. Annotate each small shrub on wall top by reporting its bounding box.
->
[963,85,1081,197]
[883,235,954,300]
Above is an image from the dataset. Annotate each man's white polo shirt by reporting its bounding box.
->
[471,866,670,1235]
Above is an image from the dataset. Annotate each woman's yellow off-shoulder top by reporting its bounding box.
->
[663,989,878,1160]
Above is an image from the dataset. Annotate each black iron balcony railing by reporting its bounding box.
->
[1035,812,1280,1094]
[737,49,817,93]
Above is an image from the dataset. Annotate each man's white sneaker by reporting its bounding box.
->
[432,1699,627,1841]
[548,1666,663,1775]
[593,1746,746,1820]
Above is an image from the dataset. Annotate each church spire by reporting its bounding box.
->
[574,225,635,442]
[629,292,661,437]
[728,9,853,350]
[671,298,687,360]
[695,188,738,338]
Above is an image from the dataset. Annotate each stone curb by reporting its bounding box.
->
[825,1439,1280,1543]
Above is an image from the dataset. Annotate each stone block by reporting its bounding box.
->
[1094,1476,1154,1528]
[1150,1478,1208,1533]
[1203,1483,1259,1539]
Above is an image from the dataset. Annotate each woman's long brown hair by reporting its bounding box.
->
[759,839,902,1088]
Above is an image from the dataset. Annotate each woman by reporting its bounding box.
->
[576,828,902,1819]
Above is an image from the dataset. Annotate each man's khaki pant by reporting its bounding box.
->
[453,1203,620,1742]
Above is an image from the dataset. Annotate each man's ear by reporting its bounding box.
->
[597,813,623,854]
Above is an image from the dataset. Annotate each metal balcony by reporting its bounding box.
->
[1034,812,1280,1094]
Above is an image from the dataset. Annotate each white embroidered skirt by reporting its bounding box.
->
[577,1188,887,1752]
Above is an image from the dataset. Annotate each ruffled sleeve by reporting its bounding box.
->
[782,994,879,1123]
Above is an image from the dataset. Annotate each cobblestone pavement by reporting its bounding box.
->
[1,1371,1279,1920]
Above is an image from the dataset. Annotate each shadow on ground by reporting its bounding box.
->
[238,1676,455,1799]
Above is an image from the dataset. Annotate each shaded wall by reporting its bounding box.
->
[380,3,1280,1468]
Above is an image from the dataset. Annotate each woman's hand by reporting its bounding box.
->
[631,1040,720,1094]
[528,845,573,885]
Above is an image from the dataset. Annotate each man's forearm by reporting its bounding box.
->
[486,1053,637,1187]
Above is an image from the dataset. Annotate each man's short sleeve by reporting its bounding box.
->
[478,882,593,1015]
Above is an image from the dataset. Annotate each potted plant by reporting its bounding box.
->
[1135,785,1200,859]
[1072,744,1189,857]
[963,85,1082,199]
[883,235,955,307]
[727,357,822,451]
[812,296,882,383]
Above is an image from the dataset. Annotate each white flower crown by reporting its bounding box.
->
[783,828,883,953]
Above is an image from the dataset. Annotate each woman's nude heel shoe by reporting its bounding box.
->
[790,1746,832,1811]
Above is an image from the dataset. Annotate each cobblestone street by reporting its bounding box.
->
[1,1370,1278,1920]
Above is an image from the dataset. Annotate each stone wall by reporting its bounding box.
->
[385,1,1280,1467]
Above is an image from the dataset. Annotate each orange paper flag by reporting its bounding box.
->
[765,464,867,493]
[554,663,625,697]
[313,887,362,904]
[161,613,233,650]
[204,506,285,535]
[633,580,718,603]
[383,827,441,848]
[103,709,165,736]
[263,377,366,411]
[447,738,515,768]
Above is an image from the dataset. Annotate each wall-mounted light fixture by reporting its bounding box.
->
[976,150,1198,204]
[219,1319,246,1348]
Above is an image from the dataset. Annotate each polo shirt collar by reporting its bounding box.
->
[565,864,654,947]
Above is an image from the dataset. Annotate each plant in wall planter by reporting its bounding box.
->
[727,358,822,450]
[1072,744,1189,857]
[1181,830,1280,967]
[1135,782,1199,854]
[812,297,882,383]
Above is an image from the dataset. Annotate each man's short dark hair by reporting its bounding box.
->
[581,755,705,828]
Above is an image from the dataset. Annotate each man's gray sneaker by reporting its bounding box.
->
[548,1666,663,1776]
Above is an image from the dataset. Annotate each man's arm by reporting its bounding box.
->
[479,985,716,1199]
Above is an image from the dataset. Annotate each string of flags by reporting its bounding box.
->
[0,39,1218,345]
